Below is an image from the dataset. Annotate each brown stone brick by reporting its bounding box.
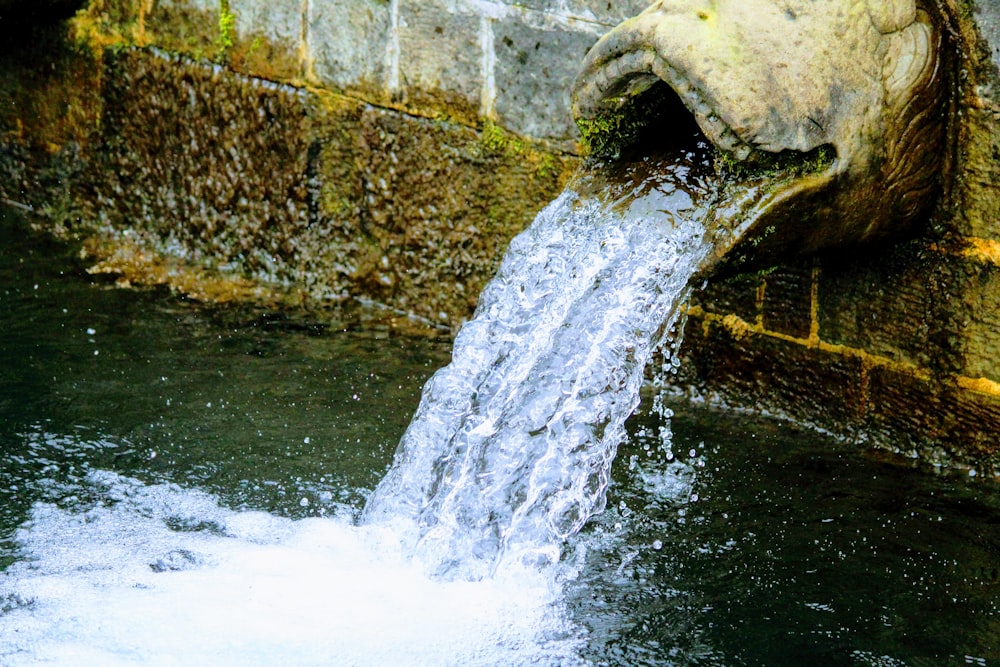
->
[954,107,1000,240]
[958,258,1000,381]
[675,317,865,428]
[817,241,966,375]
[689,271,761,323]
[866,366,1000,462]
[761,262,814,340]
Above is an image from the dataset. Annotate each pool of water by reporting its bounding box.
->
[1,206,998,666]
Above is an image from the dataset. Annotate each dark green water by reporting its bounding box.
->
[1,206,998,665]
[0,206,449,546]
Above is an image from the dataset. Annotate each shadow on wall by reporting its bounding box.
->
[0,0,85,40]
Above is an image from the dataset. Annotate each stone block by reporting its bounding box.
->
[563,0,650,26]
[817,242,966,375]
[690,271,761,324]
[145,0,219,59]
[761,263,813,340]
[866,366,1000,463]
[973,0,1000,82]
[228,0,302,80]
[674,316,866,428]
[957,258,1000,381]
[397,0,483,121]
[957,107,1000,240]
[308,0,390,97]
[493,20,594,143]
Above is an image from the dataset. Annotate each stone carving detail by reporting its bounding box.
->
[572,0,950,260]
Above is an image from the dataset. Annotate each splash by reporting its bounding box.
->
[0,469,585,667]
[362,140,727,579]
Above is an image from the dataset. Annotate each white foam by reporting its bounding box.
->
[0,471,585,666]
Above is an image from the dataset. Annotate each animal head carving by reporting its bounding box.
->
[572,0,950,265]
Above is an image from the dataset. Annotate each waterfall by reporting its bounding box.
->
[362,138,731,580]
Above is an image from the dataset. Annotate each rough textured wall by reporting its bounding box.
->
[2,0,640,323]
[3,0,1000,472]
[137,0,649,148]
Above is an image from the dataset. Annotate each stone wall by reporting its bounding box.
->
[2,0,1000,473]
[1,0,647,325]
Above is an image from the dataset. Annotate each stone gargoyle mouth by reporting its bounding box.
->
[571,0,950,269]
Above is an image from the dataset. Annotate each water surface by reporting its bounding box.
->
[1,206,998,665]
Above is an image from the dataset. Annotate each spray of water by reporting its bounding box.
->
[362,142,726,579]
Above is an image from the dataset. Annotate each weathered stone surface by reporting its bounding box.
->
[563,1,650,26]
[675,316,866,428]
[345,107,574,322]
[689,272,760,324]
[144,0,218,59]
[761,264,813,341]
[972,0,1000,81]
[817,243,966,375]
[866,367,1000,463]
[446,0,646,29]
[957,106,1000,240]
[957,257,1000,381]
[228,0,302,80]
[95,49,314,284]
[397,0,483,123]
[308,0,389,97]
[77,48,574,322]
[493,19,594,143]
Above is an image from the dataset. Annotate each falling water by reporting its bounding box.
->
[363,137,731,579]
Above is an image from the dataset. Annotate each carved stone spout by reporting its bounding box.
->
[572,0,950,266]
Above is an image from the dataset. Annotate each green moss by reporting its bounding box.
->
[216,0,236,61]
[575,83,679,158]
[716,144,836,181]
[478,119,523,158]
[534,153,559,179]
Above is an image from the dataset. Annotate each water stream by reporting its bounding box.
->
[363,139,720,579]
